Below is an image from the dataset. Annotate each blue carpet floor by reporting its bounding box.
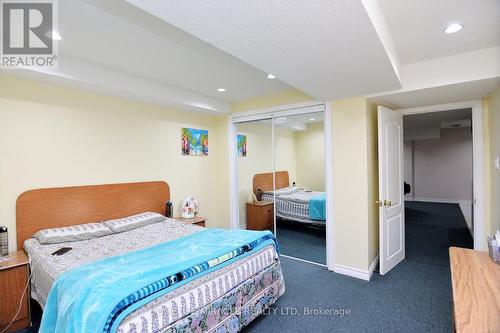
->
[243,201,472,333]
[276,219,326,264]
[16,202,472,333]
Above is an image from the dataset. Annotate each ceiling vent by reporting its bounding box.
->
[441,119,471,129]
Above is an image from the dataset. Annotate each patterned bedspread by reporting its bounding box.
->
[24,219,202,306]
[119,245,283,333]
[24,220,284,332]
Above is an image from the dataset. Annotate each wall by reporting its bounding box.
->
[295,122,325,191]
[332,97,378,272]
[236,122,297,226]
[0,75,230,251]
[404,128,472,202]
[403,127,473,229]
[403,141,413,197]
[487,86,500,237]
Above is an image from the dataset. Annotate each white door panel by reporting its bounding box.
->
[378,106,405,275]
[387,213,403,259]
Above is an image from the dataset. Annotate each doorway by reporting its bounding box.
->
[403,109,474,266]
[377,101,485,275]
[230,103,334,268]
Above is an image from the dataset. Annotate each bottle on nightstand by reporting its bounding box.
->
[0,226,8,257]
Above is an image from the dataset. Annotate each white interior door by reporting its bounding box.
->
[378,106,405,275]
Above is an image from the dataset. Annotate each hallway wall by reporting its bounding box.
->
[404,127,472,202]
[404,127,473,229]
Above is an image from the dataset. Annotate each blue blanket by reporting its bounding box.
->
[309,193,326,220]
[39,228,278,333]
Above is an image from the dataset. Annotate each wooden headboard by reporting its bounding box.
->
[16,181,170,249]
[253,171,289,195]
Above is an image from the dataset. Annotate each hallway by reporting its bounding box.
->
[405,201,473,268]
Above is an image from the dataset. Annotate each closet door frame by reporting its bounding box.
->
[229,101,335,271]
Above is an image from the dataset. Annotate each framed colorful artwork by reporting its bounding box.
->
[181,128,208,156]
[237,134,247,157]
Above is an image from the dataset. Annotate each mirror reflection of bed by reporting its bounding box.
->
[251,171,326,264]
[237,112,326,265]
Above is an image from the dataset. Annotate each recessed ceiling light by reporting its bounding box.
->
[309,118,315,121]
[267,74,276,79]
[46,30,63,40]
[444,23,463,34]
[217,88,226,92]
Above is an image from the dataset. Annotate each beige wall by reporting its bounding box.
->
[215,115,231,228]
[332,97,379,271]
[486,86,500,237]
[0,75,230,251]
[295,122,325,191]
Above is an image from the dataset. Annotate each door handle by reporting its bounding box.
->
[376,200,392,207]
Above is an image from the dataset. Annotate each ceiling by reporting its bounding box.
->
[369,77,500,109]
[125,0,402,101]
[60,0,293,103]
[403,108,472,130]
[4,0,499,112]
[379,0,500,65]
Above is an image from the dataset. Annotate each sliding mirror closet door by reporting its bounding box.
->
[273,112,326,265]
[236,119,275,232]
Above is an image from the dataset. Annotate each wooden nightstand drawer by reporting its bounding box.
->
[0,292,29,326]
[0,251,30,332]
[0,266,27,298]
[246,201,274,231]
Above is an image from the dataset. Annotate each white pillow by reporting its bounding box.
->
[263,186,301,196]
[34,222,113,244]
[103,212,166,233]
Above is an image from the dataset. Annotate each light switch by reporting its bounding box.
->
[496,156,500,170]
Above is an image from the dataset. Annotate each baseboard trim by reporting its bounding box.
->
[334,265,370,281]
[368,255,379,280]
[404,197,462,204]
[334,256,379,282]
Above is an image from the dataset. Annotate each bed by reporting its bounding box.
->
[253,171,326,225]
[17,181,284,333]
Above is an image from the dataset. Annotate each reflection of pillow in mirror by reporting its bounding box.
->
[263,186,301,196]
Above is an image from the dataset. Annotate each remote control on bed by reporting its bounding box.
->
[52,247,73,256]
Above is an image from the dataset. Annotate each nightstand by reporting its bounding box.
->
[246,201,274,231]
[0,251,30,332]
[176,216,207,227]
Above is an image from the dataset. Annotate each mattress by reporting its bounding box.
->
[24,219,284,332]
[262,190,325,224]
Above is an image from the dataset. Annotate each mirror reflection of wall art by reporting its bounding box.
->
[181,128,208,156]
[237,134,247,157]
